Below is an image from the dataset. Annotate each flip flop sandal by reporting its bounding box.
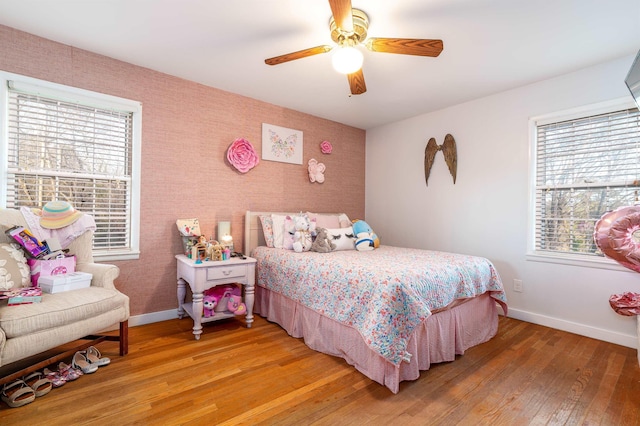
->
[1,379,35,408]
[58,362,83,381]
[22,371,52,397]
[43,367,67,388]
[72,352,98,374]
[84,346,111,367]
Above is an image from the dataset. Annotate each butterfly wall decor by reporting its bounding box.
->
[262,123,303,165]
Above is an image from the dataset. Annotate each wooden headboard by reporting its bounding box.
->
[244,211,348,257]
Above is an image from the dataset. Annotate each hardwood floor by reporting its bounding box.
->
[1,315,639,425]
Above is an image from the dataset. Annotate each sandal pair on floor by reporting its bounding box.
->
[44,362,83,388]
[1,371,52,408]
[72,346,110,374]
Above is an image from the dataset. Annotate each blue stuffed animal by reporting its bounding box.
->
[351,220,379,251]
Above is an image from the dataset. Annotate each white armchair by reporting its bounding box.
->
[0,208,129,383]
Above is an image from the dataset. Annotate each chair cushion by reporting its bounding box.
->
[0,287,128,339]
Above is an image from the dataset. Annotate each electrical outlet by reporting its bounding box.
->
[513,279,523,292]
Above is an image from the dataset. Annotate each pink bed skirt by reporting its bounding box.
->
[255,287,499,393]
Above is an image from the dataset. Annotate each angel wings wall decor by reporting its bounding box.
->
[424,134,457,186]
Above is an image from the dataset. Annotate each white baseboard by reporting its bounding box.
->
[507,307,638,349]
[128,309,178,327]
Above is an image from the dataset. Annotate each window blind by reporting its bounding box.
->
[6,87,134,253]
[535,108,640,255]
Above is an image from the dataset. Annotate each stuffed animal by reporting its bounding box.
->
[203,295,217,318]
[311,227,335,253]
[207,240,224,261]
[352,220,379,251]
[292,215,314,253]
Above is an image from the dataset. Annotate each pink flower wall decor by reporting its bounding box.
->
[320,140,332,154]
[308,158,326,183]
[227,137,259,173]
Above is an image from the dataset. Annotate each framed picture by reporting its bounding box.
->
[262,123,303,165]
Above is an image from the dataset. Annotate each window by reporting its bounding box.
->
[0,72,141,261]
[530,98,640,265]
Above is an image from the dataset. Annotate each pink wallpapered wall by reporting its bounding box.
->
[0,25,366,316]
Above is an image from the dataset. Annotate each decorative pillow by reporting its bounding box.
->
[271,214,289,249]
[0,243,30,290]
[306,212,340,229]
[258,215,274,248]
[325,227,356,251]
[338,213,351,228]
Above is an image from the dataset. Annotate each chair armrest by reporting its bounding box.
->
[76,263,120,290]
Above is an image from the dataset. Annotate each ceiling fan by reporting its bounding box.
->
[264,0,443,95]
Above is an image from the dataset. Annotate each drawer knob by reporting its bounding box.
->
[222,270,232,276]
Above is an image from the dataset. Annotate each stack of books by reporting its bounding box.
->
[0,287,43,305]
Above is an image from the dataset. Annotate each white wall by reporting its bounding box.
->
[365,54,640,348]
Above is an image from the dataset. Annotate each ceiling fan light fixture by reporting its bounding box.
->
[331,45,363,74]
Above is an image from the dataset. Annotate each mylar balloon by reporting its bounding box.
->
[594,206,640,273]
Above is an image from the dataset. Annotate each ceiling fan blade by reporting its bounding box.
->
[347,69,366,95]
[265,45,332,66]
[328,0,353,33]
[365,38,443,57]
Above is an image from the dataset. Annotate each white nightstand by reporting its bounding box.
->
[176,254,257,340]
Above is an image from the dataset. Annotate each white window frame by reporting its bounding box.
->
[0,71,141,261]
[527,97,639,271]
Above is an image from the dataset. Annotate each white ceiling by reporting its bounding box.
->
[0,0,638,129]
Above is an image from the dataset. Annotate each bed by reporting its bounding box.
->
[244,211,507,393]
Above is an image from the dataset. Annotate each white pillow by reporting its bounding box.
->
[271,214,288,249]
[325,227,356,251]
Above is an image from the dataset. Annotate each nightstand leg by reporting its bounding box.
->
[177,278,186,319]
[192,291,204,340]
[245,283,254,328]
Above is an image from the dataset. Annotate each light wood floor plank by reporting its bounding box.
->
[0,315,638,425]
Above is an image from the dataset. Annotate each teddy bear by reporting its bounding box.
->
[292,215,314,253]
[311,227,335,253]
[352,220,379,251]
[203,294,217,318]
[207,240,224,261]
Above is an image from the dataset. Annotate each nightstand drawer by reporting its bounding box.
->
[206,264,246,281]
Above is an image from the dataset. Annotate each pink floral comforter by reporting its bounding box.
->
[254,245,507,366]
